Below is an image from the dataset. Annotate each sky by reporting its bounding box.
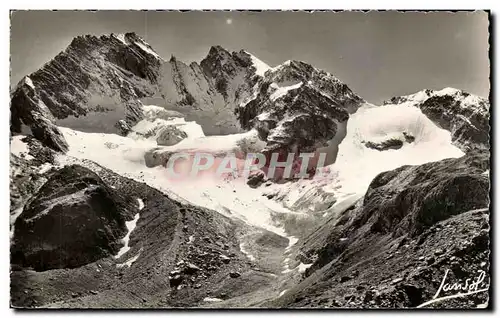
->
[10,10,489,104]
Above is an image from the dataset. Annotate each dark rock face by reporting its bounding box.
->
[353,153,489,237]
[363,132,415,151]
[10,32,164,149]
[247,171,266,188]
[237,61,363,154]
[364,139,404,151]
[384,88,490,153]
[236,61,364,176]
[419,95,489,152]
[200,46,255,99]
[229,272,241,278]
[275,153,490,308]
[10,79,69,152]
[11,165,134,271]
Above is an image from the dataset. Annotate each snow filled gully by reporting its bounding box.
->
[115,198,144,268]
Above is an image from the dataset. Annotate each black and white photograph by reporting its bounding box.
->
[8,9,491,309]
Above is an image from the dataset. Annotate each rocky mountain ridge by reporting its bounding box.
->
[10,32,367,160]
[384,87,490,153]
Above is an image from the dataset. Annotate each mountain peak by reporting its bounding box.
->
[66,32,162,61]
[383,86,489,153]
[384,87,488,107]
[124,31,141,40]
[208,45,230,55]
[17,76,35,91]
[203,45,233,64]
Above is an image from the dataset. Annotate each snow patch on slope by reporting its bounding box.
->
[239,242,256,261]
[24,76,35,89]
[10,208,24,239]
[112,33,162,60]
[270,82,303,101]
[203,297,223,302]
[297,262,313,273]
[134,40,162,60]
[137,198,145,210]
[114,33,128,45]
[246,52,271,77]
[114,201,141,259]
[38,163,54,174]
[286,237,299,252]
[117,249,142,268]
[10,136,34,160]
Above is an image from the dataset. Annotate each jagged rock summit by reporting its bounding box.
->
[10,32,366,163]
[10,32,163,151]
[384,87,490,153]
[10,33,275,148]
[237,60,364,165]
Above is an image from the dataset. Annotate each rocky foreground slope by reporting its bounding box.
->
[11,142,287,308]
[272,153,490,308]
[10,32,491,309]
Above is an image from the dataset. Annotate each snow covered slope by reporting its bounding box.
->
[384,88,490,152]
[266,102,465,215]
[52,95,468,244]
[54,117,298,236]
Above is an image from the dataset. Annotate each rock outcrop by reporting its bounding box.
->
[10,78,69,152]
[11,159,265,308]
[237,60,363,155]
[11,165,135,271]
[362,132,415,151]
[156,125,188,146]
[235,60,365,177]
[273,152,490,308]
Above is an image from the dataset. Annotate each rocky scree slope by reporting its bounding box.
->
[271,152,490,308]
[11,152,283,308]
